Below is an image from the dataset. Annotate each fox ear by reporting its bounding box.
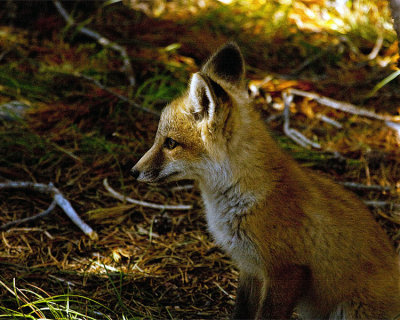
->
[201,42,245,88]
[189,72,216,122]
[189,72,228,124]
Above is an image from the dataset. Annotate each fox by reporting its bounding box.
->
[130,42,400,319]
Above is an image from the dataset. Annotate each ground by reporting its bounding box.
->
[0,1,399,319]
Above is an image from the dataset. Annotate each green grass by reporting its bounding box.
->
[0,66,54,103]
[339,0,396,45]
[0,279,119,320]
[0,126,52,167]
[0,267,153,320]
[133,72,186,110]
[191,1,291,37]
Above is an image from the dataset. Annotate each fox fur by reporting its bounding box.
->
[131,42,400,319]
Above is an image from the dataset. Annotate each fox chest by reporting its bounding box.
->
[202,193,261,275]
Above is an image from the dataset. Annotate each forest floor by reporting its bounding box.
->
[0,1,400,319]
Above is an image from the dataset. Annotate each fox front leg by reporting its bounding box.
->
[232,272,263,320]
[256,265,309,320]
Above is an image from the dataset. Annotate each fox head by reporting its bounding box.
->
[130,42,251,185]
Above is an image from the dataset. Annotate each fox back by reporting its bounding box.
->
[131,43,400,319]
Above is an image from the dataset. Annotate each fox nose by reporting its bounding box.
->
[130,168,140,179]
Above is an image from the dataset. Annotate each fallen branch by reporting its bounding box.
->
[48,274,76,288]
[364,200,400,223]
[103,179,192,210]
[315,113,343,129]
[0,181,98,240]
[53,0,135,88]
[282,92,321,149]
[364,200,400,211]
[340,182,393,192]
[0,199,57,231]
[288,88,400,122]
[386,121,400,142]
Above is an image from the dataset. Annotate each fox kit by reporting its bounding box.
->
[131,43,400,319]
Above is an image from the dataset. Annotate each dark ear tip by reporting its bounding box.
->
[216,41,242,58]
[223,41,240,50]
[202,41,244,85]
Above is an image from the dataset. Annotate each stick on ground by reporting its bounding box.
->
[339,182,393,192]
[289,88,400,122]
[0,199,57,231]
[0,181,98,240]
[53,0,135,88]
[103,179,192,210]
[282,92,321,149]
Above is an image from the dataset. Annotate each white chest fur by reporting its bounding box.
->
[201,184,261,275]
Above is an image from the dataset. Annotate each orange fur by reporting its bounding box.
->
[131,43,400,319]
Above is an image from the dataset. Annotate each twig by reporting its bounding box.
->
[282,93,307,148]
[53,0,135,88]
[340,182,393,192]
[0,101,30,121]
[386,121,400,142]
[171,184,194,192]
[48,275,76,288]
[213,281,235,300]
[289,88,400,122]
[103,179,192,210]
[0,200,57,231]
[78,73,160,117]
[315,113,343,129]
[364,200,400,224]
[0,181,98,240]
[364,200,400,211]
[376,211,400,225]
[367,34,384,60]
[282,92,321,149]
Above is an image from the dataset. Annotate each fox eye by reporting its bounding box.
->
[164,137,179,150]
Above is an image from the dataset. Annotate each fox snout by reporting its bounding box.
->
[130,145,183,184]
[129,159,159,183]
[129,147,160,183]
[129,163,159,183]
[130,162,180,184]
